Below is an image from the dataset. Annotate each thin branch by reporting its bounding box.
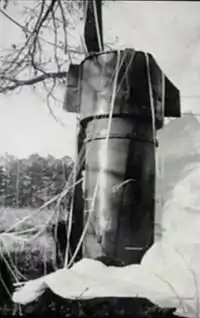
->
[32,0,46,32]
[43,79,64,125]
[0,71,67,93]
[57,0,68,54]
[28,1,57,74]
[0,1,85,95]
[0,7,26,29]
[51,7,60,71]
[0,7,83,54]
[35,0,56,34]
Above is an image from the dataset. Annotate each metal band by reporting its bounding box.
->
[85,132,155,145]
[80,112,152,128]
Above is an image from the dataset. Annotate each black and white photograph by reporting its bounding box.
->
[0,0,200,317]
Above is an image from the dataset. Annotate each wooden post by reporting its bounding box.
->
[62,0,104,264]
[69,125,85,263]
[83,0,104,53]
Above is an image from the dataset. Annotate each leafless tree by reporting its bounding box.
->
[0,0,86,107]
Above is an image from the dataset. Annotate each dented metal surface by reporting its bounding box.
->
[64,48,181,265]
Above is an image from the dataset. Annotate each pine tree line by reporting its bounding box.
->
[0,153,73,208]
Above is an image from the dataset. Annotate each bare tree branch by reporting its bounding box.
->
[43,78,63,125]
[0,1,116,99]
[57,0,68,54]
[0,0,85,97]
[0,7,82,54]
[51,7,60,71]
[0,71,67,93]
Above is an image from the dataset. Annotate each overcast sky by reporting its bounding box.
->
[0,1,200,159]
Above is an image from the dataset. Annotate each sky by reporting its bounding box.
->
[0,89,77,159]
[0,1,200,159]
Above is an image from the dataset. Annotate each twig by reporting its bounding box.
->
[0,71,67,93]
[0,7,82,54]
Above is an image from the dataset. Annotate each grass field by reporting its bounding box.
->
[0,206,58,261]
[0,206,60,315]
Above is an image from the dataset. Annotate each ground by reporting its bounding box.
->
[0,207,183,317]
[0,207,57,314]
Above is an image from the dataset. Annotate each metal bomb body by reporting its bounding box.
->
[64,48,180,265]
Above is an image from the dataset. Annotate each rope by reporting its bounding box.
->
[144,52,157,146]
[92,0,103,52]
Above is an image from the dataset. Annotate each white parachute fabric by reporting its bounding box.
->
[12,164,200,318]
[12,243,200,318]
[13,277,47,305]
